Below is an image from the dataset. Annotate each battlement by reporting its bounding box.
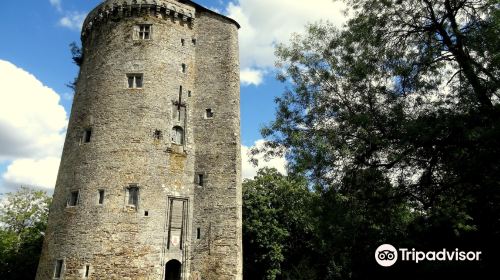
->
[82,0,195,38]
[83,0,239,39]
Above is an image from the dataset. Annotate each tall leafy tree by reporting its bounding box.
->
[254,0,499,278]
[0,187,51,280]
[242,168,319,280]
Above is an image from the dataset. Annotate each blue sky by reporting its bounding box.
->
[0,0,345,194]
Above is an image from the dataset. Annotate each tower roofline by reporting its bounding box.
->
[180,0,240,29]
[82,0,239,37]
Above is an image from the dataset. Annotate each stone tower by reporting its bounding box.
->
[36,1,241,279]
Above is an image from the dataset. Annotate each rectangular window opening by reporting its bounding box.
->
[144,210,149,216]
[197,227,201,239]
[83,128,92,143]
[98,190,104,205]
[171,126,184,145]
[205,108,214,118]
[197,174,204,187]
[188,90,191,97]
[138,24,151,40]
[127,74,143,89]
[127,185,139,207]
[54,260,63,278]
[68,190,79,206]
[181,64,186,73]
[192,38,197,45]
[181,38,185,46]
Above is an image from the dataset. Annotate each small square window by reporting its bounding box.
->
[144,210,149,216]
[154,130,162,140]
[205,108,214,119]
[68,191,79,207]
[54,260,63,278]
[136,24,151,40]
[127,74,143,89]
[98,190,104,205]
[127,185,139,207]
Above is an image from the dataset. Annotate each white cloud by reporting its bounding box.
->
[0,60,67,193]
[49,0,87,31]
[49,0,62,12]
[226,0,347,77]
[59,12,87,31]
[3,158,61,191]
[240,68,264,86]
[0,60,67,159]
[242,139,287,179]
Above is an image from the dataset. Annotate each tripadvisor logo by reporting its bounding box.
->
[375,244,398,267]
[375,244,482,267]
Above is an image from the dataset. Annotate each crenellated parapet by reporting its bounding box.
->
[82,0,196,39]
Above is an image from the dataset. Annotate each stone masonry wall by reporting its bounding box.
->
[190,10,242,280]
[36,1,241,279]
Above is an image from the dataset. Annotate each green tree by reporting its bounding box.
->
[66,42,83,92]
[255,0,499,278]
[243,168,320,280]
[0,187,52,280]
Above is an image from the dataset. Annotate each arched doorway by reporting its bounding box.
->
[165,259,181,280]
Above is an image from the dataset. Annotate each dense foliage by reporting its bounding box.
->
[248,0,499,279]
[243,168,320,280]
[0,187,51,280]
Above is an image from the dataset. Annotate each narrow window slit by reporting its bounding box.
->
[85,265,90,278]
[98,190,104,205]
[197,174,204,187]
[54,260,63,278]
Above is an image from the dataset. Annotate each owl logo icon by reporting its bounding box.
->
[375,244,398,267]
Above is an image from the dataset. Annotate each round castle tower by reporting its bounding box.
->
[36,1,242,279]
